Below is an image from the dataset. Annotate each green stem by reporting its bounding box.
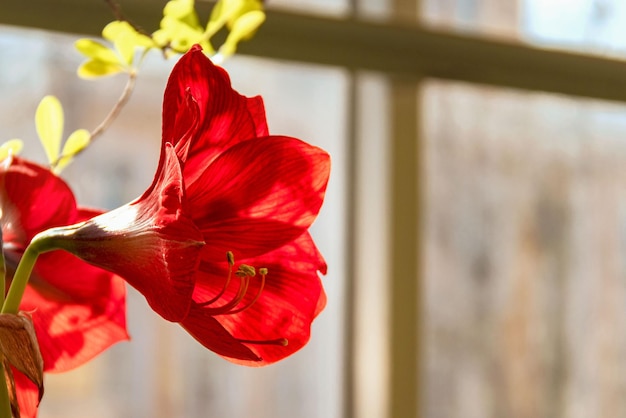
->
[0,246,5,307]
[1,244,40,315]
[0,363,11,418]
[1,226,72,314]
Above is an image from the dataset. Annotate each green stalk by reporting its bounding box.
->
[0,227,63,315]
[0,246,5,307]
[0,363,11,418]
[1,225,76,314]
[1,244,40,314]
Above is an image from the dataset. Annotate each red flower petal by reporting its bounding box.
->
[20,254,128,372]
[162,46,266,173]
[187,136,330,260]
[181,310,261,362]
[13,369,38,418]
[0,158,78,248]
[186,233,326,365]
[245,96,269,138]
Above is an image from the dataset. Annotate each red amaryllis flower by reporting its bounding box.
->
[0,157,128,417]
[48,45,330,365]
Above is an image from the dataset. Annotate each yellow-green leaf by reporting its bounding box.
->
[210,0,262,25]
[35,96,63,165]
[103,21,155,65]
[115,34,138,65]
[219,10,265,58]
[206,0,227,36]
[0,139,23,162]
[212,0,243,23]
[75,39,120,64]
[102,21,129,42]
[55,129,91,173]
[163,0,200,27]
[226,0,263,27]
[156,16,210,54]
[78,59,124,79]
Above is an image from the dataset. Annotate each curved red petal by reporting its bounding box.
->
[187,136,330,261]
[19,255,128,372]
[162,46,265,173]
[180,308,261,362]
[0,157,78,248]
[245,95,269,137]
[191,233,326,365]
[13,369,38,418]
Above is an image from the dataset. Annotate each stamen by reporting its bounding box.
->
[227,267,267,315]
[198,253,269,318]
[197,251,235,307]
[198,256,287,348]
[204,272,250,315]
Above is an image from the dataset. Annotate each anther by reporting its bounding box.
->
[227,267,267,315]
[236,264,255,277]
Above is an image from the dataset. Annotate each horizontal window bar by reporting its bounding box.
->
[4,0,626,102]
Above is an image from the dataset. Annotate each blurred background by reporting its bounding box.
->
[4,0,626,417]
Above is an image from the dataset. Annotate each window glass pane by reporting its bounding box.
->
[267,0,350,17]
[522,0,626,56]
[421,0,519,39]
[422,0,626,57]
[354,72,391,418]
[0,26,347,418]
[357,0,391,19]
[422,79,626,418]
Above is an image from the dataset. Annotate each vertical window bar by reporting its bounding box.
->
[390,1,421,418]
[389,76,421,418]
[343,69,358,418]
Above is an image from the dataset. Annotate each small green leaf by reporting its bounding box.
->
[54,129,91,173]
[214,0,244,22]
[163,0,200,27]
[77,60,124,79]
[219,10,265,58]
[75,39,120,64]
[0,140,23,162]
[103,21,155,65]
[208,0,262,31]
[35,96,63,165]
[155,16,212,54]
[102,21,128,42]
[226,0,263,27]
[206,0,227,36]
